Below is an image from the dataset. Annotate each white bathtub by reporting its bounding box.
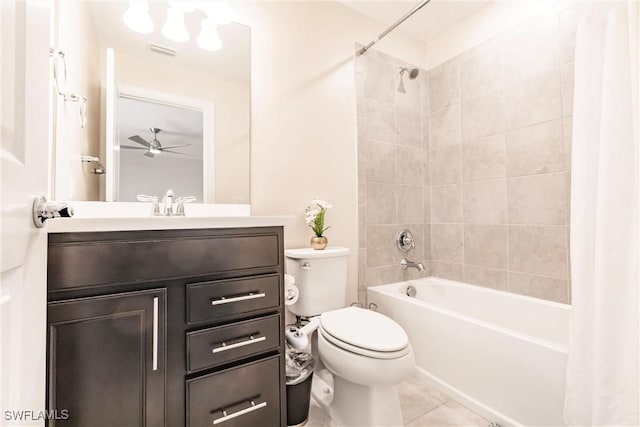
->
[367,277,570,427]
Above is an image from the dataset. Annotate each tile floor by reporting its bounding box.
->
[306,374,490,427]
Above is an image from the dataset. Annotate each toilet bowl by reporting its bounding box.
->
[315,307,414,426]
[284,248,414,426]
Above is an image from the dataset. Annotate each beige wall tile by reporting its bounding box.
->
[357,115,367,160]
[397,145,424,185]
[422,149,431,186]
[461,134,507,182]
[429,62,460,113]
[461,90,505,141]
[460,36,504,102]
[364,97,395,142]
[358,161,367,205]
[423,186,431,224]
[431,224,463,263]
[504,16,559,83]
[563,116,572,172]
[396,76,422,147]
[505,69,562,130]
[509,225,569,278]
[367,141,397,183]
[509,272,570,303]
[431,184,462,224]
[431,261,464,282]
[358,248,367,292]
[364,57,394,102]
[559,3,585,65]
[431,145,461,185]
[366,265,402,287]
[429,104,461,150]
[462,180,508,224]
[463,265,508,291]
[464,225,508,269]
[423,225,431,261]
[506,119,564,176]
[508,173,567,225]
[358,205,366,247]
[366,225,398,267]
[398,185,424,224]
[561,62,574,117]
[366,183,396,225]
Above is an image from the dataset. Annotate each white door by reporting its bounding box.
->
[1,1,53,424]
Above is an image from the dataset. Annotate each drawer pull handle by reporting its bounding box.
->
[212,335,266,354]
[213,400,267,425]
[210,292,266,306]
[152,296,158,371]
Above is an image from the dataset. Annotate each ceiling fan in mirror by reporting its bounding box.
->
[123,127,191,157]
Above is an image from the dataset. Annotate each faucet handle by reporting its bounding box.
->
[175,196,196,216]
[136,194,156,202]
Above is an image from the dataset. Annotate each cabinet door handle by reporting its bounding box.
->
[212,335,266,354]
[212,400,267,425]
[152,296,158,371]
[210,292,266,306]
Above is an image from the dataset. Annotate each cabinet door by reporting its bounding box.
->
[47,289,166,427]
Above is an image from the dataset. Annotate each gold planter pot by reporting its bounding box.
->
[310,236,328,250]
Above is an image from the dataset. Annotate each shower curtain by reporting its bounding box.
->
[564,1,639,426]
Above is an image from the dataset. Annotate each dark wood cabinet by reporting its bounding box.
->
[47,227,285,427]
[48,289,166,427]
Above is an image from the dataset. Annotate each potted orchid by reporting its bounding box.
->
[305,199,332,250]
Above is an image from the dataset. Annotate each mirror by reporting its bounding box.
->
[52,1,250,204]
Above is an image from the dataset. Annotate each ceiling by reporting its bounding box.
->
[87,2,250,85]
[340,0,492,43]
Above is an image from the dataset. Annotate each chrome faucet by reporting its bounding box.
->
[162,189,175,216]
[401,258,425,272]
[138,190,196,216]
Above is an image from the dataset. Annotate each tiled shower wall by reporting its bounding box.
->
[356,5,581,304]
[355,49,431,304]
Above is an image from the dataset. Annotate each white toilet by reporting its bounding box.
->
[285,247,414,427]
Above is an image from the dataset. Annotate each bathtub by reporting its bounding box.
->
[367,277,570,427]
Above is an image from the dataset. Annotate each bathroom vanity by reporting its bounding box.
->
[46,223,287,426]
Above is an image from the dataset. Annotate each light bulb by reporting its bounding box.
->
[200,1,233,25]
[162,7,189,43]
[123,1,154,34]
[150,147,161,155]
[197,19,222,51]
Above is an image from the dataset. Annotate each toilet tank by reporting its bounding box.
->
[285,247,349,317]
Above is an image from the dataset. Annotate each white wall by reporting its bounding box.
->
[233,1,427,303]
[54,0,101,200]
[425,0,581,69]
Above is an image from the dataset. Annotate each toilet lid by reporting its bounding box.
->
[320,307,409,353]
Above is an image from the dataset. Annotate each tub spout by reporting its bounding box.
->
[400,258,425,272]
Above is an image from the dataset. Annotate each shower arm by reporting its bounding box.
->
[358,0,432,56]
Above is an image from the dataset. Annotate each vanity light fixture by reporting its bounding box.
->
[197,18,222,51]
[162,7,189,43]
[123,0,154,34]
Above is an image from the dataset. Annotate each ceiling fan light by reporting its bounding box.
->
[123,1,154,34]
[162,7,189,43]
[197,19,222,51]
[149,147,162,155]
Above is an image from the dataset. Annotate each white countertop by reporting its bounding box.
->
[44,201,295,232]
[47,215,296,233]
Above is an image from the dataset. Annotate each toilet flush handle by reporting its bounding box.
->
[300,261,311,270]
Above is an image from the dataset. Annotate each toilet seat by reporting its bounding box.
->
[319,307,410,359]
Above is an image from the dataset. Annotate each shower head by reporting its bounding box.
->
[399,67,419,79]
[398,67,420,93]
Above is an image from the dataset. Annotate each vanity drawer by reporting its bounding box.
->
[187,314,281,373]
[186,274,281,324]
[187,355,281,427]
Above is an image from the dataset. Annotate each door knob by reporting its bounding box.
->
[32,196,74,228]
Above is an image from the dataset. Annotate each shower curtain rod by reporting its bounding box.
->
[358,0,432,56]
